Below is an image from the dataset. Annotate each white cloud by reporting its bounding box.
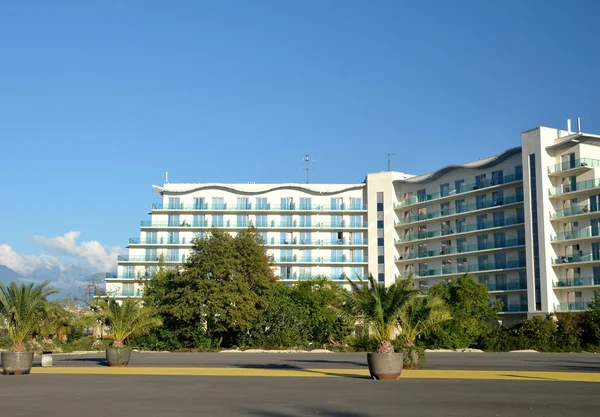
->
[30,231,126,272]
[0,243,66,275]
[0,232,125,277]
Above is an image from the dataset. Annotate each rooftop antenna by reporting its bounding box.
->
[388,153,395,171]
[166,172,169,184]
[301,155,314,184]
[577,117,582,133]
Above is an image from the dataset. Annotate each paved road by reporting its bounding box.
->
[47,351,600,372]
[0,374,597,417]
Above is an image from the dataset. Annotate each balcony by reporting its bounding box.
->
[279,274,365,281]
[395,216,524,244]
[551,227,599,242]
[396,238,526,262]
[128,238,194,245]
[551,203,596,220]
[395,194,524,226]
[151,203,368,212]
[118,255,185,263]
[410,259,526,278]
[552,252,600,265]
[105,273,147,279]
[553,277,600,288]
[484,281,527,291]
[500,302,528,313]
[549,178,600,198]
[140,220,367,229]
[547,158,600,175]
[395,172,523,208]
[554,301,591,312]
[267,239,368,246]
[270,256,368,264]
[105,290,143,298]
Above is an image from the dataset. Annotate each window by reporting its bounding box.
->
[167,248,179,262]
[331,249,344,262]
[515,165,523,180]
[168,214,180,227]
[299,232,311,244]
[492,170,503,185]
[455,199,465,213]
[237,197,249,210]
[331,197,343,210]
[280,214,293,227]
[145,248,157,261]
[168,197,181,209]
[455,179,465,193]
[168,231,179,244]
[280,266,292,280]
[477,214,487,230]
[299,197,312,210]
[440,183,450,197]
[212,214,223,227]
[331,214,343,227]
[350,215,362,227]
[475,174,486,188]
[212,197,225,210]
[351,266,364,279]
[350,198,362,210]
[237,214,248,227]
[281,197,293,210]
[280,249,293,262]
[331,266,344,280]
[255,214,267,227]
[300,214,311,227]
[193,197,206,209]
[493,211,505,227]
[255,197,268,209]
[417,189,426,202]
[440,202,450,216]
[491,191,504,206]
[476,194,487,210]
[299,266,312,279]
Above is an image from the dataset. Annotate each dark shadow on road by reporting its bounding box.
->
[242,407,371,417]
[523,359,600,372]
[287,359,366,367]
[235,363,370,380]
[59,357,107,366]
[500,374,559,381]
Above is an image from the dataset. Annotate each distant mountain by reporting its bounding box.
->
[0,265,25,285]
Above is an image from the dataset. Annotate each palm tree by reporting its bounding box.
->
[336,274,420,354]
[0,281,59,352]
[99,298,161,348]
[398,295,451,346]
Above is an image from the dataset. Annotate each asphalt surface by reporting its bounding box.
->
[0,374,597,417]
[45,351,600,372]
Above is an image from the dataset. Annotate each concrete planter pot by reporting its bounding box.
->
[1,352,35,375]
[106,348,131,367]
[367,352,403,380]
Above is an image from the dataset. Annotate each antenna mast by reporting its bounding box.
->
[301,155,314,184]
[388,153,395,171]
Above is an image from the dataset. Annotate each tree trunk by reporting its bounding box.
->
[376,339,394,354]
[12,341,26,353]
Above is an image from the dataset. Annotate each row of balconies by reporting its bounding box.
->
[117,254,367,264]
[551,227,599,243]
[407,259,526,278]
[140,220,368,229]
[395,193,523,226]
[395,216,524,243]
[396,237,526,261]
[127,237,368,246]
[395,172,523,208]
[152,202,367,212]
[549,178,600,197]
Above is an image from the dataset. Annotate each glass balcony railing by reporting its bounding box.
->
[395,216,524,243]
[129,238,193,245]
[551,227,599,242]
[106,273,147,279]
[552,252,600,264]
[278,274,365,281]
[118,255,185,262]
[484,281,527,291]
[553,277,600,287]
[105,290,143,297]
[270,256,368,264]
[547,158,600,174]
[549,178,600,196]
[140,220,367,229]
[152,203,368,211]
[501,302,528,313]
[267,239,368,246]
[554,301,591,311]
[396,238,526,261]
[411,259,525,277]
[395,194,524,225]
[395,172,523,208]
[551,203,596,219]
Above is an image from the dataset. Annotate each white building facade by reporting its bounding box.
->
[105,124,600,322]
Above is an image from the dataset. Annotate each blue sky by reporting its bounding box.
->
[1,0,599,278]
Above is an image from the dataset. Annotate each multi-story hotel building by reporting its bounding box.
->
[106,123,600,323]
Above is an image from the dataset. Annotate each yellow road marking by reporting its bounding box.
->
[30,367,600,382]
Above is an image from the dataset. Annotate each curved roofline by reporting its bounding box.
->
[393,146,522,184]
[152,183,365,197]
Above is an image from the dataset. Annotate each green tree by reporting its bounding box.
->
[241,285,311,348]
[145,227,277,348]
[0,281,58,352]
[425,274,500,349]
[581,292,600,349]
[290,276,351,345]
[398,295,452,346]
[35,300,73,341]
[98,298,161,348]
[335,275,419,354]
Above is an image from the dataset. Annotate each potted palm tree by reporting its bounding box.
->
[98,297,161,366]
[397,295,451,368]
[337,274,419,380]
[0,281,58,375]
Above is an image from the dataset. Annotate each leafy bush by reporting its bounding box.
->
[67,325,85,343]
